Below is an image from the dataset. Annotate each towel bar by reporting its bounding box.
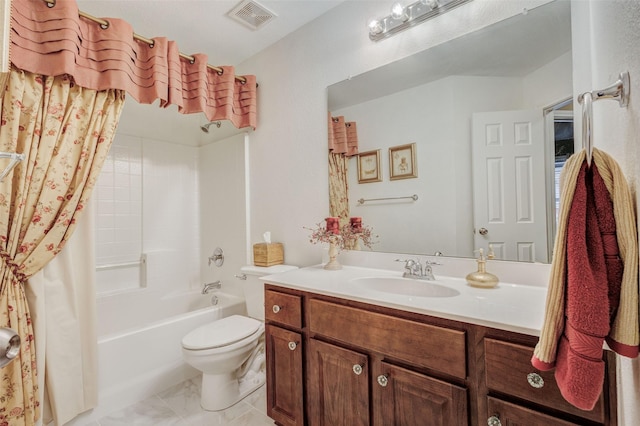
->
[578,71,630,166]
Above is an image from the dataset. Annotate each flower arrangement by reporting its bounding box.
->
[306,217,377,251]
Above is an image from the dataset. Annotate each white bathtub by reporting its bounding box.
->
[72,291,247,424]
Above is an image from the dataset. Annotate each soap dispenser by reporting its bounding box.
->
[466,248,499,288]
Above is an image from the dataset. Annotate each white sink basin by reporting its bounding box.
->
[349,277,460,298]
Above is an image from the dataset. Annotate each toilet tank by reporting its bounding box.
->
[239,264,298,321]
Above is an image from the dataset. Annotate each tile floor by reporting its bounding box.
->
[84,378,274,426]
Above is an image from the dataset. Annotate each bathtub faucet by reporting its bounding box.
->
[202,281,221,294]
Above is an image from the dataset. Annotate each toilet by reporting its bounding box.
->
[181,264,297,411]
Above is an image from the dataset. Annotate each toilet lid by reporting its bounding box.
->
[182,315,262,350]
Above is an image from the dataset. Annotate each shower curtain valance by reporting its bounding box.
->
[328,114,358,156]
[9,0,257,130]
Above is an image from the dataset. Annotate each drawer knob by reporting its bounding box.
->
[487,415,501,426]
[352,364,364,375]
[527,372,544,389]
[377,374,388,387]
[288,341,297,351]
[272,305,281,313]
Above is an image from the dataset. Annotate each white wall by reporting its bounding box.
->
[237,0,555,266]
[142,138,201,291]
[570,2,640,425]
[199,133,248,298]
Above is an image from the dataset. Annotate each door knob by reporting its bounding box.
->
[478,227,488,236]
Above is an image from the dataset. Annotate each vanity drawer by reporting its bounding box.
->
[484,338,605,423]
[308,298,466,379]
[265,289,302,329]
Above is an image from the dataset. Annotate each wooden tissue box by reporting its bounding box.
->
[253,243,284,267]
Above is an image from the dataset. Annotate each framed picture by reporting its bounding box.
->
[357,150,382,183]
[389,143,417,180]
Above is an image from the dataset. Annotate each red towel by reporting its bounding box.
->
[554,161,623,410]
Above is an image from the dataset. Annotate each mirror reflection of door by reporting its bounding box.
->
[472,110,547,263]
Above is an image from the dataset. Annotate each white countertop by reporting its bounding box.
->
[262,264,548,336]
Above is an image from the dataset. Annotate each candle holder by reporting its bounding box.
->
[324,237,342,270]
[305,219,378,270]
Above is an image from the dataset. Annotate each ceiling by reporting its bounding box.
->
[75,0,346,145]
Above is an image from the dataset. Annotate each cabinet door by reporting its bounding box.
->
[487,397,581,425]
[265,324,304,426]
[307,339,369,426]
[373,362,468,426]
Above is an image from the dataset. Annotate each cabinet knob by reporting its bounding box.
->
[288,341,297,351]
[272,305,281,313]
[377,374,388,387]
[527,372,544,388]
[352,364,364,375]
[487,415,501,426]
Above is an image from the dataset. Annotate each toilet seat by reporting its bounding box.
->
[182,315,262,350]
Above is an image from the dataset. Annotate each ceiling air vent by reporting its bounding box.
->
[228,0,277,31]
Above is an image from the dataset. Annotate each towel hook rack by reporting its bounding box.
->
[578,71,630,166]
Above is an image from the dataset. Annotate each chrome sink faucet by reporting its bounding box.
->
[202,280,221,294]
[396,258,437,280]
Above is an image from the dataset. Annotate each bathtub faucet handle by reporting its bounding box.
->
[208,247,224,267]
[202,280,222,294]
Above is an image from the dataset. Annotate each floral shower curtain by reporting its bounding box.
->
[328,114,358,223]
[0,65,124,425]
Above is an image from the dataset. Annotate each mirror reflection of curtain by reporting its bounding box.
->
[328,114,358,225]
[0,66,125,426]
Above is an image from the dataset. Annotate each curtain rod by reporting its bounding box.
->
[41,0,247,84]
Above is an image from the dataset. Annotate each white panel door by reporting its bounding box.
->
[472,110,548,263]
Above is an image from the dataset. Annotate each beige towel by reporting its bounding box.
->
[532,148,639,367]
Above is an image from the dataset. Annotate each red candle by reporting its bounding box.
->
[350,217,362,232]
[325,217,340,235]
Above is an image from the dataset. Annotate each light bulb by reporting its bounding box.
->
[367,18,383,35]
[420,0,439,9]
[390,2,408,21]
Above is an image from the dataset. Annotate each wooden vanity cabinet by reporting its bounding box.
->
[264,290,304,426]
[372,361,468,425]
[264,284,617,426]
[482,336,617,425]
[307,338,370,426]
[306,297,468,426]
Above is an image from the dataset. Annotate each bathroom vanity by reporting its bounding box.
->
[262,265,617,426]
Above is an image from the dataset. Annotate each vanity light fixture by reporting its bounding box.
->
[368,0,472,41]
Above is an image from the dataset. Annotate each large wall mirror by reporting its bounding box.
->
[328,0,573,263]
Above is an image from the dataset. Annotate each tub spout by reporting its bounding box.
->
[202,281,221,294]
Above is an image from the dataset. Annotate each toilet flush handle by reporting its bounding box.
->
[235,273,247,280]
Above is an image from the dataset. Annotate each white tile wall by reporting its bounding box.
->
[142,139,201,290]
[95,134,201,294]
[95,134,143,267]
